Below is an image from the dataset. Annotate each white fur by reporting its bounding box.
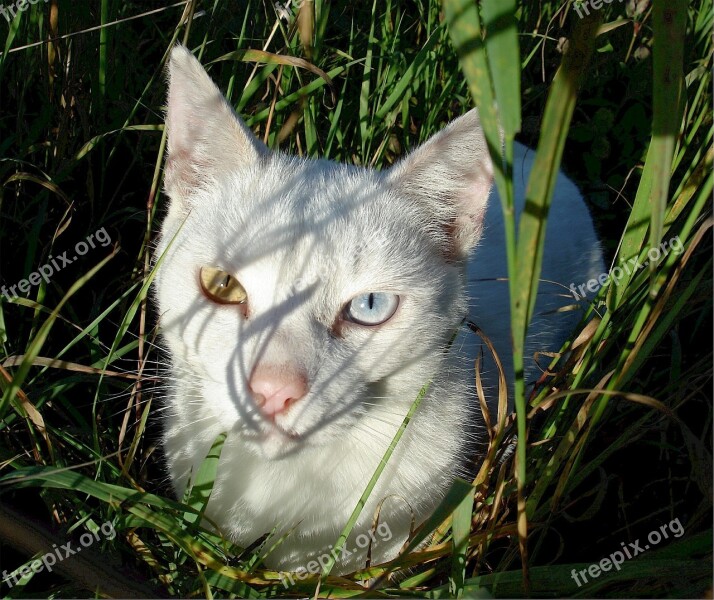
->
[154,45,603,574]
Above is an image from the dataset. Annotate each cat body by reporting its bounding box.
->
[154,45,603,574]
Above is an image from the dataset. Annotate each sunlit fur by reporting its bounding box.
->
[154,45,603,574]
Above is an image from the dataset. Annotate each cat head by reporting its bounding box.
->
[154,45,494,459]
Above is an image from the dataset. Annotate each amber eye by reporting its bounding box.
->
[199,267,247,304]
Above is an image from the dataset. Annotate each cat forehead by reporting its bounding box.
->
[185,155,431,262]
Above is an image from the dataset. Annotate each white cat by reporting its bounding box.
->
[154,44,603,575]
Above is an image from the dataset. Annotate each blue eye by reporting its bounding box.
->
[344,293,399,326]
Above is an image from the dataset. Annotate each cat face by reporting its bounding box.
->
[155,45,493,459]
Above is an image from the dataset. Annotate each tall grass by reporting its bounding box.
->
[0,0,711,598]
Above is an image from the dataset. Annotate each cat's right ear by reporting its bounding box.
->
[164,44,267,209]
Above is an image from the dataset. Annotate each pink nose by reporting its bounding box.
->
[249,365,308,420]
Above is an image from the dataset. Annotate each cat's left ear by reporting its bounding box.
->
[164,44,268,205]
[385,109,495,259]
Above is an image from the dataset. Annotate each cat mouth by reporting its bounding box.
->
[236,423,307,459]
[269,425,301,442]
[238,420,302,444]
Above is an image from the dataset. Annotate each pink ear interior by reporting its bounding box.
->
[450,167,494,252]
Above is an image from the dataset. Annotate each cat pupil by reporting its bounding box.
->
[368,293,375,310]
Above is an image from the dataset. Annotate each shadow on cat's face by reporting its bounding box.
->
[155,155,466,459]
[154,45,493,460]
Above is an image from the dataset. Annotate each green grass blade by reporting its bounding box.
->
[375,30,440,121]
[443,0,504,181]
[0,466,200,515]
[183,432,227,525]
[360,0,378,159]
[514,14,600,336]
[481,0,520,138]
[607,142,654,310]
[648,2,688,289]
[449,480,475,598]
[320,379,431,579]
